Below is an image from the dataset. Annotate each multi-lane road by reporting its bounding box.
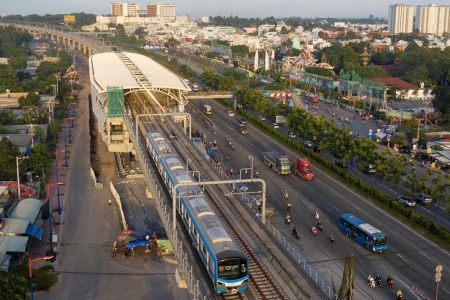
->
[189,98,450,300]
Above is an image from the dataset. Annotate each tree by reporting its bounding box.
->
[0,64,20,92]
[280,26,288,34]
[432,86,450,114]
[0,270,29,300]
[0,137,22,181]
[427,171,450,226]
[18,92,40,108]
[377,150,408,197]
[30,143,53,176]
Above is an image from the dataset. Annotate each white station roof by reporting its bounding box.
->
[89,52,191,93]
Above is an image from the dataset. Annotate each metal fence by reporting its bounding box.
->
[124,116,208,300]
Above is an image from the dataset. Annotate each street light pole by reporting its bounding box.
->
[29,256,54,300]
[47,182,63,262]
[16,156,29,201]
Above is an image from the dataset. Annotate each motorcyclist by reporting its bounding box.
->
[387,275,394,288]
[317,220,323,231]
[311,226,317,235]
[283,190,289,200]
[375,274,382,287]
[228,139,232,146]
[292,226,297,235]
[314,211,320,220]
[396,289,403,299]
[329,234,334,244]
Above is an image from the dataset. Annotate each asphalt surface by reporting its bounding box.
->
[189,99,450,300]
[37,51,188,300]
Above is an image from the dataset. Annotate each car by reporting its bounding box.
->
[271,123,279,129]
[313,146,323,154]
[238,118,246,125]
[361,163,376,174]
[237,103,243,108]
[335,160,348,168]
[415,193,432,205]
[396,196,416,207]
[238,125,248,134]
[288,132,296,138]
[259,116,266,121]
[227,111,234,117]
[303,140,313,148]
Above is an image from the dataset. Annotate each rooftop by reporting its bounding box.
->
[369,77,417,90]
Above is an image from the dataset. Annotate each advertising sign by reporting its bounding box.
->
[64,15,76,23]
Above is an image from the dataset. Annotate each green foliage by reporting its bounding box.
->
[0,108,17,125]
[0,270,29,300]
[0,64,20,92]
[30,143,53,175]
[33,271,58,292]
[18,92,40,108]
[305,67,334,78]
[432,86,450,115]
[0,137,22,180]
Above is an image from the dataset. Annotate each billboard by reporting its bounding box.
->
[64,15,76,23]
[300,72,334,90]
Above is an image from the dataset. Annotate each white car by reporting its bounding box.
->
[304,140,313,148]
[271,123,279,129]
[259,116,266,121]
[396,196,416,207]
[288,132,296,138]
[227,111,234,117]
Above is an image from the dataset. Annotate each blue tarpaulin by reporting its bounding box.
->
[125,240,152,249]
[207,146,219,157]
[25,223,43,239]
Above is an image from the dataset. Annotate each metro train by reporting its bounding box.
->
[145,131,249,294]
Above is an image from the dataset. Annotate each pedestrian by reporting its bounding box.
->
[230,168,233,176]
[113,241,117,253]
[226,156,229,161]
[287,202,292,212]
[213,140,216,147]
[285,214,291,225]
[108,199,112,206]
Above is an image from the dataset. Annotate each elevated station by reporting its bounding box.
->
[89,52,191,153]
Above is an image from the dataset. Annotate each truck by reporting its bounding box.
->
[263,151,291,175]
[275,115,286,124]
[295,158,315,180]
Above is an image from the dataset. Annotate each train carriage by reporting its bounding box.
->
[145,131,249,294]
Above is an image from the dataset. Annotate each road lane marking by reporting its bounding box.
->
[333,206,340,212]
[352,204,360,210]
[396,254,407,262]
[419,251,431,259]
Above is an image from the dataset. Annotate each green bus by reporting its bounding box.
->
[203,105,212,115]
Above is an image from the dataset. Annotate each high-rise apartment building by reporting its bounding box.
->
[416,5,450,36]
[388,4,415,34]
[147,3,175,20]
[111,2,139,17]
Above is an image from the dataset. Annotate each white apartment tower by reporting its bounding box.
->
[415,5,450,36]
[147,3,176,20]
[388,4,415,34]
[111,2,140,17]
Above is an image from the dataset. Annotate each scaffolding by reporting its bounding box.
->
[107,86,124,117]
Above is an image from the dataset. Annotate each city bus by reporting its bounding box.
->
[203,104,212,115]
[338,213,387,252]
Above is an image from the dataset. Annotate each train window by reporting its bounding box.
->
[218,259,247,279]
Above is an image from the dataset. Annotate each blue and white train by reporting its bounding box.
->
[145,131,249,294]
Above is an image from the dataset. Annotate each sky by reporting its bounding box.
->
[2,1,450,20]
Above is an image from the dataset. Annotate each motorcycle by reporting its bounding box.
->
[292,227,300,239]
[311,227,318,236]
[388,278,394,289]
[317,222,323,231]
[376,277,382,288]
[368,277,375,289]
[328,235,335,245]
[314,212,320,221]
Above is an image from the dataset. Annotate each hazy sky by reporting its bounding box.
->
[2,1,450,19]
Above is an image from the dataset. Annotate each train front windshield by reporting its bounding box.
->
[218,259,248,279]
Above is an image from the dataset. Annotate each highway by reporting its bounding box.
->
[189,99,450,300]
